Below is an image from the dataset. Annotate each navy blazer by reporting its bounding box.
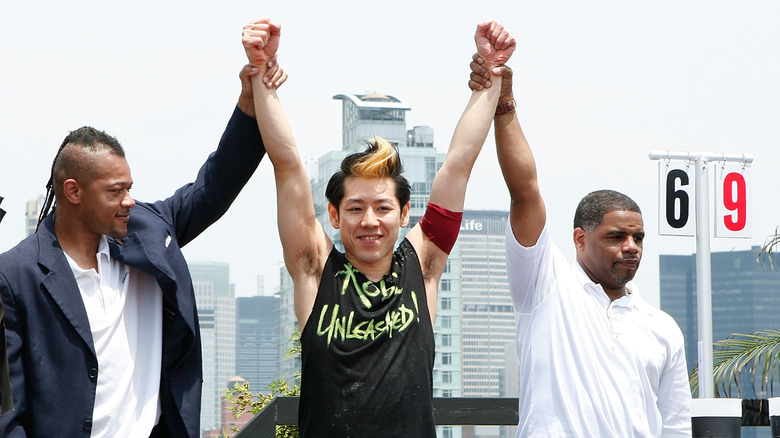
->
[0,199,12,414]
[0,107,264,437]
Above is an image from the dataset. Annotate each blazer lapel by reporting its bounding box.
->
[36,216,96,357]
[109,230,196,335]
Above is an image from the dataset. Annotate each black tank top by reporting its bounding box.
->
[299,239,436,437]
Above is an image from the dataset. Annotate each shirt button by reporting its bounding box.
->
[83,420,92,431]
[88,368,98,379]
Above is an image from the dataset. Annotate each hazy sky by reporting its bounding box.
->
[2,1,779,307]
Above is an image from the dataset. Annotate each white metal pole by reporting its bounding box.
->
[648,150,755,397]
[648,149,754,399]
[694,156,714,398]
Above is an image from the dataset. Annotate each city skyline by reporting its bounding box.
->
[3,1,780,309]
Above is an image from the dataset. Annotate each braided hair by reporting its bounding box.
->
[36,127,125,231]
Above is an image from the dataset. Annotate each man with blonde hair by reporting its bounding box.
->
[242,17,515,437]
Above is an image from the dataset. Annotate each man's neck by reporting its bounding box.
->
[344,254,393,283]
[54,218,101,271]
[604,287,629,302]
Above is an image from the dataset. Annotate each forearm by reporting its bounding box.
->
[428,75,502,210]
[495,106,538,203]
[495,98,545,246]
[248,66,325,284]
[249,72,301,171]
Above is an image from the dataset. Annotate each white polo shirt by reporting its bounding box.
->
[65,236,162,438]
[506,216,691,438]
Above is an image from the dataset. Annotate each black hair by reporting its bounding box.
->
[36,126,125,231]
[573,190,641,232]
[325,136,410,210]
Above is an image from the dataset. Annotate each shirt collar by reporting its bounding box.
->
[96,235,111,260]
[572,260,641,309]
[64,235,110,278]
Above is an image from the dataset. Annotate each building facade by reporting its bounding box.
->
[458,211,513,398]
[660,246,780,438]
[189,261,236,434]
[236,295,280,393]
[25,195,44,237]
[660,246,780,393]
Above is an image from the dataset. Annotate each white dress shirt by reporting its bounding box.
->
[65,235,162,438]
[506,215,691,437]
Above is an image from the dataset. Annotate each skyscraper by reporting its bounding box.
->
[25,195,44,236]
[190,261,236,433]
[660,246,780,395]
[236,295,280,392]
[458,210,513,398]
[458,211,513,438]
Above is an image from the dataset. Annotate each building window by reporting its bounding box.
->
[441,334,452,346]
[442,352,452,365]
[441,298,452,310]
[442,371,452,383]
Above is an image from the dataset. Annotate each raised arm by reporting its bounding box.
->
[426,21,514,212]
[470,55,545,247]
[242,19,331,327]
[407,21,515,320]
[236,55,288,118]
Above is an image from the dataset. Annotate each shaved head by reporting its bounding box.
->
[51,127,125,199]
[36,126,126,231]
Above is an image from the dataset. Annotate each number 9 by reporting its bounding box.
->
[723,172,746,232]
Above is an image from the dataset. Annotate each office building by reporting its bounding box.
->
[236,295,280,393]
[277,265,299,384]
[458,210,513,438]
[190,261,236,433]
[661,246,779,438]
[459,211,512,398]
[660,246,780,382]
[25,195,44,236]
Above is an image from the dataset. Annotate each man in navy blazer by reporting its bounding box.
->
[0,63,286,437]
[0,195,12,414]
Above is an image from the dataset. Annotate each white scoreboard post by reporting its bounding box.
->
[648,150,753,399]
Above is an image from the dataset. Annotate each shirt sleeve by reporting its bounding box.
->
[505,211,557,314]
[657,324,693,437]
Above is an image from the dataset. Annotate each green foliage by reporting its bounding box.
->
[223,328,302,438]
[689,329,780,398]
[757,227,780,269]
[688,232,780,398]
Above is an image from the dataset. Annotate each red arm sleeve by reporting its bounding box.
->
[418,202,463,255]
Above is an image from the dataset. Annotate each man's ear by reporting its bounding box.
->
[573,227,586,253]
[400,202,411,228]
[62,179,82,205]
[328,202,340,229]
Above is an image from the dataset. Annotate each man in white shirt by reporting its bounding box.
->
[469,58,692,437]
